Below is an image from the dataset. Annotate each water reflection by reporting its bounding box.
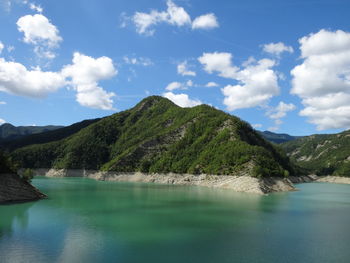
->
[0,202,33,238]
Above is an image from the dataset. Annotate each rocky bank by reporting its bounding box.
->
[0,173,46,204]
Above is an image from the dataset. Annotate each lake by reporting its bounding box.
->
[1,177,350,263]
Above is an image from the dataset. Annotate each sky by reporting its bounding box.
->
[0,0,350,136]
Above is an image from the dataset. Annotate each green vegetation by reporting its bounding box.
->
[0,151,15,174]
[21,168,34,182]
[281,130,350,177]
[10,96,296,178]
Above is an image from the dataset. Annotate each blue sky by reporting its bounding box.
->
[0,0,350,135]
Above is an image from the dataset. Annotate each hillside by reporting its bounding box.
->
[0,151,46,203]
[0,119,101,151]
[281,130,350,176]
[10,96,296,178]
[259,131,300,144]
[0,123,63,140]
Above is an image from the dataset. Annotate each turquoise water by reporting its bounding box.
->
[1,177,350,263]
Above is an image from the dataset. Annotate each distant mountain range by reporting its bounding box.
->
[0,123,64,141]
[259,131,301,144]
[5,96,296,178]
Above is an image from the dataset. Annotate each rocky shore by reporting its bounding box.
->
[29,168,297,194]
[0,173,46,204]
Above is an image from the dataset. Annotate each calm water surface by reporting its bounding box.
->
[1,177,350,263]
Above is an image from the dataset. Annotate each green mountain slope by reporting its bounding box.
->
[0,124,63,140]
[281,130,350,176]
[11,96,296,178]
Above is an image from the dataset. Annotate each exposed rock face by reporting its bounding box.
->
[317,176,350,184]
[0,173,46,204]
[33,168,296,194]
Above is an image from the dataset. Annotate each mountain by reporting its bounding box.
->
[10,96,297,178]
[259,131,300,144]
[0,151,46,203]
[0,123,63,141]
[0,119,101,151]
[281,130,350,177]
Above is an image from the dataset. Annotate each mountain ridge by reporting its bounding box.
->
[9,96,297,178]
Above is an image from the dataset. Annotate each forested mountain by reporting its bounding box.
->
[0,119,100,151]
[0,123,63,140]
[281,130,350,176]
[10,96,296,178]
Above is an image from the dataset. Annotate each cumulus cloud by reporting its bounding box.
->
[17,14,62,59]
[252,123,262,129]
[177,61,196,76]
[162,92,202,107]
[268,102,296,120]
[165,80,194,91]
[131,0,218,35]
[123,56,153,66]
[0,118,6,125]
[0,41,4,54]
[0,53,117,110]
[262,42,293,56]
[198,52,238,79]
[62,53,117,110]
[199,52,280,110]
[0,101,6,105]
[266,101,296,130]
[192,13,219,30]
[291,29,350,130]
[205,82,219,87]
[0,57,65,97]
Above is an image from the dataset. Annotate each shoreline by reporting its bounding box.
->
[21,169,350,195]
[26,168,297,194]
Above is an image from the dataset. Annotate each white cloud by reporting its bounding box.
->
[205,82,219,87]
[198,52,238,79]
[263,42,293,56]
[29,3,43,13]
[165,81,184,91]
[131,0,218,35]
[268,102,296,120]
[0,57,65,97]
[62,52,117,110]
[0,41,4,54]
[0,53,117,110]
[165,80,194,91]
[0,101,6,105]
[123,56,153,66]
[17,14,62,59]
[0,118,6,125]
[291,29,350,130]
[198,52,279,111]
[192,13,219,30]
[162,92,202,107]
[177,61,196,76]
[252,123,262,129]
[266,101,296,131]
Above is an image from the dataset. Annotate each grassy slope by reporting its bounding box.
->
[281,130,350,176]
[11,96,296,178]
